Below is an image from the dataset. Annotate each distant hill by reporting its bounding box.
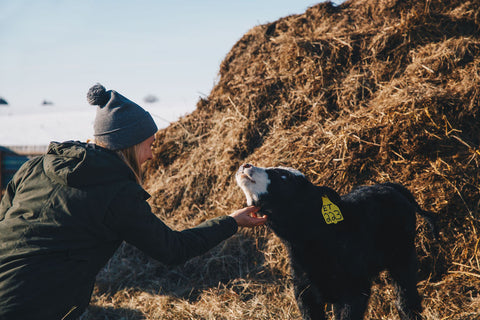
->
[89,0,480,319]
[0,97,8,105]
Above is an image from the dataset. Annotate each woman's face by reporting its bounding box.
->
[137,135,155,165]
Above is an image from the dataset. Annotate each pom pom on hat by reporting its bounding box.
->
[87,83,110,106]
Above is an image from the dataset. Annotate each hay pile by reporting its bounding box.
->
[86,0,480,319]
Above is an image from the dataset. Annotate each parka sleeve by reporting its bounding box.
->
[103,183,238,266]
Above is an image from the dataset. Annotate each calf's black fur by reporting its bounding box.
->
[236,164,438,320]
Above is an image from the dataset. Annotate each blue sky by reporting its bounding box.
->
[0,0,343,116]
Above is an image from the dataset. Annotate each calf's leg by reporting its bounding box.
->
[389,248,423,320]
[292,263,326,320]
[332,289,370,320]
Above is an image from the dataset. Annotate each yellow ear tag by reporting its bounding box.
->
[322,195,344,224]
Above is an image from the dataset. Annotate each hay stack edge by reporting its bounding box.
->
[89,0,480,319]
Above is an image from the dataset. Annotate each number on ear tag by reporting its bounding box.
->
[322,195,344,224]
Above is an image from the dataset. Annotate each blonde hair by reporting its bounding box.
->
[95,140,143,184]
[116,145,143,184]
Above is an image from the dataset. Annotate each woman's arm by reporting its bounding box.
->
[103,183,263,266]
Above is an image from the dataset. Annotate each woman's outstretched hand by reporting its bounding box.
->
[230,206,267,228]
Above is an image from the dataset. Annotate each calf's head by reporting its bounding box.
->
[236,163,307,208]
[236,164,340,221]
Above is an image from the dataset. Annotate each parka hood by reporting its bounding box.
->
[43,141,136,187]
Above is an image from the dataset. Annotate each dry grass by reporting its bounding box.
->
[84,0,480,318]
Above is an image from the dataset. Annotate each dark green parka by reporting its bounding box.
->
[0,141,238,320]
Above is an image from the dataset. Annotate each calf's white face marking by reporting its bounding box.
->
[236,164,270,206]
[235,164,305,205]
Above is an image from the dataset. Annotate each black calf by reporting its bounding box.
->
[236,164,437,320]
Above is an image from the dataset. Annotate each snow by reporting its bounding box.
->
[0,104,188,147]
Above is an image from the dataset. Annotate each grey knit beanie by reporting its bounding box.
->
[87,84,158,150]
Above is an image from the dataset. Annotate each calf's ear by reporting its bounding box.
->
[316,186,342,206]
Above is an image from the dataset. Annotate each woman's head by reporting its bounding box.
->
[87,83,158,182]
[87,83,158,151]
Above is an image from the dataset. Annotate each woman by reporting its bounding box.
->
[0,84,267,319]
